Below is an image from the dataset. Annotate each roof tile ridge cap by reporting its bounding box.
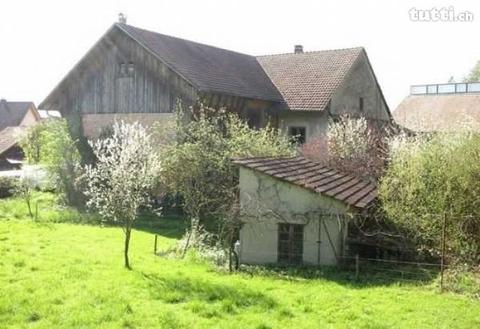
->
[256,46,364,58]
[116,23,255,58]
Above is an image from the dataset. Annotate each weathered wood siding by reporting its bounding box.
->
[51,26,197,116]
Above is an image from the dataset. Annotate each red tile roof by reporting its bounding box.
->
[233,156,377,209]
[257,48,363,111]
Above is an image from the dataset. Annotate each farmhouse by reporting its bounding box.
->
[234,157,377,266]
[395,82,480,132]
[0,100,40,170]
[39,20,391,144]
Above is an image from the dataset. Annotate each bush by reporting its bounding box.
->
[21,120,84,208]
[0,176,16,198]
[301,115,387,180]
[380,131,480,263]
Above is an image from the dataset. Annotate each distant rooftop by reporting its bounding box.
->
[410,82,480,95]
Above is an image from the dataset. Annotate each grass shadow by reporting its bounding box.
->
[140,272,277,311]
[239,263,440,289]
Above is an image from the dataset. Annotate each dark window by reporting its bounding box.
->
[288,126,306,144]
[359,97,364,112]
[278,223,304,264]
[118,62,135,78]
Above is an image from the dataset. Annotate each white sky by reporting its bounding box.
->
[1,0,479,111]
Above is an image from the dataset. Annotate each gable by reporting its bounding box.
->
[257,48,363,111]
[329,50,391,120]
[0,101,38,131]
[40,25,198,115]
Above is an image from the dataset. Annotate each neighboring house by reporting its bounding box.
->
[0,99,39,131]
[39,20,391,143]
[233,157,377,266]
[0,127,28,170]
[394,82,480,132]
[0,100,40,170]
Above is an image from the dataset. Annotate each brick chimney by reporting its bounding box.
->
[294,45,303,54]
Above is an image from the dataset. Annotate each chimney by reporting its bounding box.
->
[294,45,303,54]
[118,13,127,24]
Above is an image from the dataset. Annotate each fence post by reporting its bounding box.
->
[154,235,158,255]
[440,213,447,292]
[355,254,360,280]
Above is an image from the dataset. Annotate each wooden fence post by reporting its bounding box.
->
[355,254,360,280]
[440,213,447,292]
[154,235,158,255]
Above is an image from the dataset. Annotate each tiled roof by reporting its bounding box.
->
[117,24,284,102]
[233,156,377,209]
[0,100,35,131]
[0,126,27,155]
[257,48,363,111]
[394,94,480,132]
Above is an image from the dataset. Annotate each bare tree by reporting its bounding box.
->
[84,121,161,269]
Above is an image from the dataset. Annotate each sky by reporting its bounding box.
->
[0,0,479,111]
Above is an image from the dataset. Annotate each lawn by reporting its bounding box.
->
[1,194,480,328]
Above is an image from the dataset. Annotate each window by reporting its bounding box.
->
[118,62,135,78]
[359,97,364,112]
[278,223,304,264]
[288,126,306,144]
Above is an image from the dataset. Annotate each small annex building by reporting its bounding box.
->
[233,156,377,266]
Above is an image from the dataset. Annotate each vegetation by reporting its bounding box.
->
[464,60,480,82]
[380,131,480,263]
[161,104,295,257]
[0,176,15,198]
[1,194,479,328]
[20,119,83,207]
[84,121,162,269]
[301,115,386,179]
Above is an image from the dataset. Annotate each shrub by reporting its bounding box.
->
[161,103,295,259]
[21,119,84,207]
[380,131,480,263]
[0,176,16,198]
[301,115,387,180]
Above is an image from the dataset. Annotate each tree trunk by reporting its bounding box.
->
[124,227,132,269]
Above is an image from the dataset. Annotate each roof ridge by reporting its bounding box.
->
[256,46,364,58]
[117,23,255,59]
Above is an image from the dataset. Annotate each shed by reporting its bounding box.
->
[233,156,377,266]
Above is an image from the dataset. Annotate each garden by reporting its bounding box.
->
[1,104,480,328]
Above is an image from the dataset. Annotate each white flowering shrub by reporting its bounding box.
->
[84,121,162,269]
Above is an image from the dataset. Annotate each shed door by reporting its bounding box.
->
[278,223,304,264]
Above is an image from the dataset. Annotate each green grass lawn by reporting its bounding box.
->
[1,194,480,328]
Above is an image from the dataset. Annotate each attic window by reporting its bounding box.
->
[289,126,306,144]
[118,62,135,77]
[359,97,364,112]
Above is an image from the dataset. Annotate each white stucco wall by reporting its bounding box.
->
[238,167,351,266]
[278,110,328,143]
[330,51,390,121]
